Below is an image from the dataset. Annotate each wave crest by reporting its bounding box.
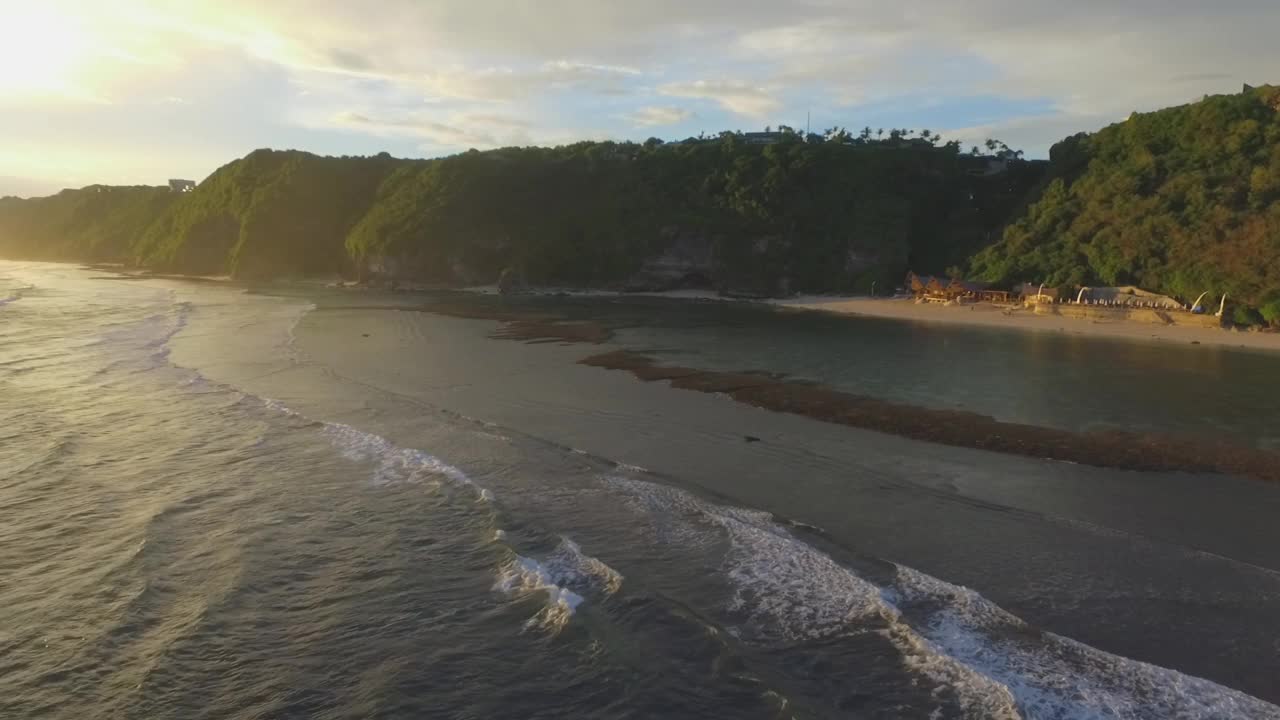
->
[604,475,1279,719]
[493,537,623,632]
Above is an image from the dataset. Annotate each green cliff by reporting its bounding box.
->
[968,85,1280,323]
[4,134,1040,292]
[4,87,1278,320]
[346,134,1041,294]
[132,149,402,278]
[0,185,177,262]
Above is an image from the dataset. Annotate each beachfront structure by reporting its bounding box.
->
[977,289,1014,303]
[168,179,196,193]
[905,272,1011,303]
[1078,286,1182,309]
[1017,283,1060,303]
[947,279,988,300]
[742,132,786,145]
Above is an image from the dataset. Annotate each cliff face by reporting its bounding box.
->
[3,137,1045,295]
[624,232,715,291]
[134,150,402,279]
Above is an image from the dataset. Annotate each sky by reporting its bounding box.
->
[2,0,1279,197]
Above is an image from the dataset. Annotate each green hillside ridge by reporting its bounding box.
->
[968,84,1280,325]
[2,130,1040,295]
[0,185,178,262]
[2,88,1279,322]
[344,132,1040,294]
[132,149,404,278]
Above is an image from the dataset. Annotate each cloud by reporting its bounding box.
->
[326,48,374,72]
[329,110,534,149]
[659,80,781,118]
[940,111,1119,158]
[0,175,74,198]
[625,106,694,127]
[417,60,640,102]
[8,0,1280,186]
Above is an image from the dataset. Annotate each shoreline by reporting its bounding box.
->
[773,295,1280,353]
[71,262,1280,354]
[461,284,1280,354]
[316,296,1280,483]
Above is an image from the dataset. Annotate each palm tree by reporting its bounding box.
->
[876,128,884,139]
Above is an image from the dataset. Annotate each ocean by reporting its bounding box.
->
[3,260,1280,719]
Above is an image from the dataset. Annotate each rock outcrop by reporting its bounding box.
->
[625,230,715,292]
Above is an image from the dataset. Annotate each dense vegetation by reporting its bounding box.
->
[3,86,1278,320]
[968,85,1280,323]
[132,150,403,278]
[2,131,1038,293]
[345,132,1040,293]
[0,186,177,262]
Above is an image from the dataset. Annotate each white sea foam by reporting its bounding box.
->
[87,299,195,375]
[494,537,624,631]
[608,475,888,641]
[605,475,1280,719]
[544,537,625,595]
[495,554,585,631]
[282,302,316,364]
[261,398,487,497]
[889,566,1280,720]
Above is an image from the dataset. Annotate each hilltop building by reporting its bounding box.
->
[742,132,786,145]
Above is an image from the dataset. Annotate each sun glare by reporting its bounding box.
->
[0,6,91,98]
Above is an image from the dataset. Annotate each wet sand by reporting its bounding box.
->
[347,298,1280,483]
[579,349,1280,483]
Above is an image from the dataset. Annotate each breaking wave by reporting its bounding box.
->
[605,475,1280,720]
[90,298,195,373]
[888,566,1280,720]
[261,398,486,496]
[493,536,624,632]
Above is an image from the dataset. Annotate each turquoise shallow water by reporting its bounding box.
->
[3,261,1280,719]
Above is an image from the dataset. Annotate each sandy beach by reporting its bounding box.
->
[462,284,1280,354]
[775,295,1280,353]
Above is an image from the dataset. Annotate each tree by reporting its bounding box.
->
[967,86,1280,316]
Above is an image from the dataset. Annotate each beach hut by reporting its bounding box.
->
[1017,283,1060,303]
[946,279,988,301]
[925,276,950,300]
[906,272,929,298]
